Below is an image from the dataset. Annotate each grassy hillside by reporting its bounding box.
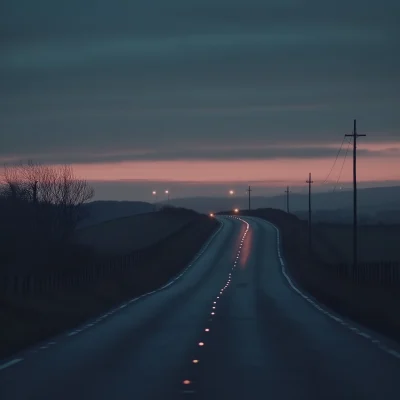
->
[312,223,400,264]
[78,200,154,228]
[74,210,196,255]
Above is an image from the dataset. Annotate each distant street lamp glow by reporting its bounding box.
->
[234,208,239,213]
[152,191,158,211]
[229,190,234,195]
[209,213,214,217]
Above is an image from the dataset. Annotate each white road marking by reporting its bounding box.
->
[0,358,23,371]
[259,219,400,361]
[61,219,225,338]
[179,216,247,393]
[0,218,226,371]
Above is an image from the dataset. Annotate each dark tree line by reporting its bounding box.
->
[0,161,94,272]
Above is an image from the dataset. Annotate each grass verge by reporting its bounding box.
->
[240,209,400,344]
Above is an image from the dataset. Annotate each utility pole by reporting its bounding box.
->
[247,185,252,210]
[306,173,313,255]
[345,119,366,274]
[284,186,290,213]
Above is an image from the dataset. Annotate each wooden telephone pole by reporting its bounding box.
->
[345,119,366,273]
[306,173,313,255]
[247,185,252,210]
[284,186,290,213]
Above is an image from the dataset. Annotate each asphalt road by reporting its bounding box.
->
[1,216,400,399]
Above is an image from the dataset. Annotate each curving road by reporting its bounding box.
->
[1,216,400,399]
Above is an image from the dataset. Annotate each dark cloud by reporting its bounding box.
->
[2,142,397,166]
[1,0,399,165]
[2,1,399,39]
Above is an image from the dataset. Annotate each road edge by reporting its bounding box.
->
[0,218,225,369]
[249,216,400,361]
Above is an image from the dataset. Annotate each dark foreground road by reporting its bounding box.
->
[1,216,400,400]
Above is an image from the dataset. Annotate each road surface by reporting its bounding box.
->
[1,216,400,399]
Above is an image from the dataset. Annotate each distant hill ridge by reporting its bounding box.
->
[83,185,400,226]
[159,185,400,214]
[79,200,154,228]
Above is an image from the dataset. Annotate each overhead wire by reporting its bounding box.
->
[319,134,347,184]
[332,138,352,192]
[274,135,349,194]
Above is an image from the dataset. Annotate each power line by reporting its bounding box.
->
[345,119,366,273]
[246,185,252,210]
[332,139,351,192]
[332,139,352,192]
[306,173,313,255]
[284,186,290,213]
[320,135,346,184]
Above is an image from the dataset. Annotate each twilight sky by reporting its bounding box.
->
[1,0,399,201]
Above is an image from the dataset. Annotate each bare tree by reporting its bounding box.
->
[0,162,38,270]
[0,161,95,271]
[1,161,50,203]
[51,165,94,240]
[1,163,30,201]
[2,162,93,204]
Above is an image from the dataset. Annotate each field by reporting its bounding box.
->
[74,211,196,256]
[230,208,400,344]
[311,223,400,264]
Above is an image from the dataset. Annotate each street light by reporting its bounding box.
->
[152,191,157,211]
[229,190,235,211]
[234,208,239,213]
[165,190,170,204]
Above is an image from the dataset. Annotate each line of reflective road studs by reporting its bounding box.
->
[180,216,249,395]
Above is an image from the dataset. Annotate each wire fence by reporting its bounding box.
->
[0,250,148,297]
[0,215,220,299]
[323,261,400,287]
[252,211,400,289]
